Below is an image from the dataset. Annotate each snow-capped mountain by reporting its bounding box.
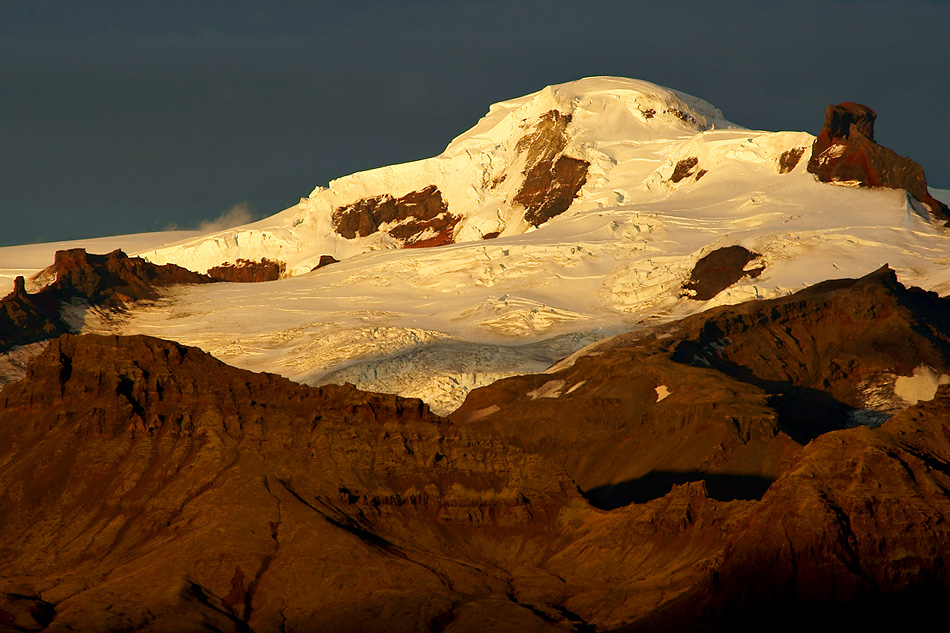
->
[139,77,737,274]
[6,77,950,631]
[2,76,949,414]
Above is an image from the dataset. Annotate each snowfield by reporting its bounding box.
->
[3,77,950,414]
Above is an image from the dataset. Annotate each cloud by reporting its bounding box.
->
[197,202,258,231]
[163,202,258,232]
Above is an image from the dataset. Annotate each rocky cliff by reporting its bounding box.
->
[0,249,211,354]
[807,102,950,219]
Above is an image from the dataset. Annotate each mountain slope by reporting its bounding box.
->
[4,268,950,630]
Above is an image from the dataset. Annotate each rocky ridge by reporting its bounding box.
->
[0,249,211,354]
[3,268,950,630]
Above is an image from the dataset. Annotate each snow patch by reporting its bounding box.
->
[527,380,566,399]
[655,385,671,402]
[465,405,500,422]
[566,380,587,394]
[894,365,950,405]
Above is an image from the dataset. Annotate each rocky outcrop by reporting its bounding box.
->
[40,248,210,305]
[778,146,805,173]
[512,110,590,227]
[683,245,765,300]
[5,270,950,630]
[207,257,285,282]
[0,277,63,352]
[332,185,461,247]
[670,156,700,183]
[807,102,949,219]
[638,388,950,630]
[311,255,340,271]
[0,249,211,353]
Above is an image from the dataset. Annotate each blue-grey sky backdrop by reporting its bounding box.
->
[2,0,948,246]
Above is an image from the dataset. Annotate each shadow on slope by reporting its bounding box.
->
[584,471,774,510]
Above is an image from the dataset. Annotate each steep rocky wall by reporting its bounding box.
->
[807,102,949,219]
[332,185,461,247]
[207,257,285,282]
[511,110,590,227]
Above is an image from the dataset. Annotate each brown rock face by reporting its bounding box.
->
[311,255,340,271]
[332,185,461,247]
[0,249,211,353]
[5,270,950,630]
[0,334,667,632]
[512,110,590,227]
[0,277,63,352]
[207,257,285,282]
[673,266,950,411]
[455,266,950,499]
[43,248,210,304]
[642,389,950,630]
[669,156,700,183]
[683,245,765,300]
[778,146,805,173]
[807,102,949,218]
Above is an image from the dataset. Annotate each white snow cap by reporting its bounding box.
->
[137,77,739,277]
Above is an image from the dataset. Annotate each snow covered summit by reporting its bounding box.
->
[139,77,740,276]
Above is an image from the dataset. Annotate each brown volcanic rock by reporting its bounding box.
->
[719,393,950,608]
[207,257,285,282]
[669,156,699,183]
[454,333,799,511]
[6,269,950,630]
[637,388,950,630]
[0,334,756,632]
[41,248,211,305]
[0,249,211,354]
[516,155,589,227]
[512,110,590,227]
[311,254,340,270]
[807,102,949,219]
[669,266,950,415]
[455,266,950,501]
[683,245,765,300]
[0,335,597,631]
[332,185,461,247]
[0,277,63,351]
[777,146,805,174]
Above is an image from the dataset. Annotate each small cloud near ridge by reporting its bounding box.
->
[164,202,258,232]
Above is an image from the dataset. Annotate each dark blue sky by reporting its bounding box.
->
[2,0,948,246]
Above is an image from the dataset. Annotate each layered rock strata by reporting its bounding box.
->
[2,269,950,630]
